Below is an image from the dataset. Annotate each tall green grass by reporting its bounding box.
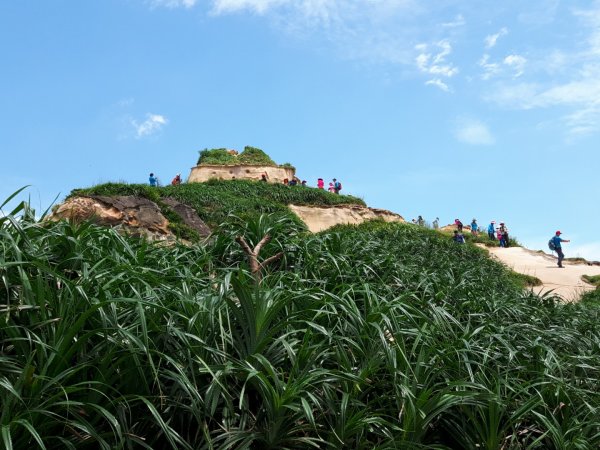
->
[2,196,600,449]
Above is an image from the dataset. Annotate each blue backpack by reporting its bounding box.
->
[548,237,557,251]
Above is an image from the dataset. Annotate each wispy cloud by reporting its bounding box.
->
[485,27,508,49]
[131,113,168,139]
[454,118,495,145]
[503,54,527,77]
[416,40,458,79]
[425,78,451,92]
[150,0,197,8]
[442,14,465,28]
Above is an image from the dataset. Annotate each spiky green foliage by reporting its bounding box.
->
[197,148,236,165]
[70,179,366,229]
[2,194,600,449]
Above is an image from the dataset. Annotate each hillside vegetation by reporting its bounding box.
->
[197,146,287,167]
[69,179,366,231]
[3,192,600,449]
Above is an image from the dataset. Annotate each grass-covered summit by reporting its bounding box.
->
[69,179,366,232]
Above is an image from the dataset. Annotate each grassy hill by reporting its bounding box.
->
[2,190,600,449]
[70,179,366,232]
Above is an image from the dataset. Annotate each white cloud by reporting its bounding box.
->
[503,54,527,77]
[454,118,495,145]
[442,14,465,28]
[479,54,500,80]
[485,27,508,49]
[211,0,285,15]
[415,40,458,78]
[131,114,168,139]
[425,78,450,92]
[150,0,197,8]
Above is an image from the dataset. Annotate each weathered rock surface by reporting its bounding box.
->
[288,204,405,233]
[50,195,210,240]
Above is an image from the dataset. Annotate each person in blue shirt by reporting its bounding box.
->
[149,173,157,187]
[552,231,571,268]
[453,230,465,244]
[487,221,496,240]
[471,219,478,236]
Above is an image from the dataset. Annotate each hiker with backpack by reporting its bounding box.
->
[171,173,182,185]
[149,173,158,187]
[455,219,463,232]
[333,178,342,194]
[549,231,570,268]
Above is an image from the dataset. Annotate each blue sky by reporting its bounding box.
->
[1,0,599,259]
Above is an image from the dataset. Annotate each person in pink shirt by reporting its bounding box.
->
[328,182,335,193]
[317,178,324,189]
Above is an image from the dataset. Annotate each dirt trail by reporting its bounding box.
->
[481,246,600,301]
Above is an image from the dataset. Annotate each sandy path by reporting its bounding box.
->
[480,246,600,301]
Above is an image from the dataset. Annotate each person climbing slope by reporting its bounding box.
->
[488,221,496,240]
[149,173,158,187]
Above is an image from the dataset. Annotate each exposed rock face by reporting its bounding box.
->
[288,204,405,233]
[188,164,296,184]
[161,197,211,237]
[50,196,210,240]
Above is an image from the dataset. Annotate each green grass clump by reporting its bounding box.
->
[4,193,600,449]
[582,274,600,286]
[70,179,366,230]
[197,146,277,166]
[197,147,236,165]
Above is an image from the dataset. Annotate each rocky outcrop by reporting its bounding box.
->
[288,204,405,233]
[50,196,210,241]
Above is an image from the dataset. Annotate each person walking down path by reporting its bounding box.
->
[333,178,342,194]
[455,219,463,232]
[453,230,465,244]
[433,217,439,230]
[551,231,571,268]
[317,178,324,189]
[497,227,504,246]
[488,221,496,240]
[171,173,182,185]
[149,173,158,187]
[470,219,478,236]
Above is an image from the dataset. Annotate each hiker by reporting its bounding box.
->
[487,221,496,240]
[289,179,297,186]
[283,178,289,185]
[260,173,268,182]
[453,230,465,244]
[417,215,424,226]
[317,178,324,189]
[499,222,509,248]
[149,173,158,187]
[455,219,463,232]
[496,227,504,246]
[171,173,181,186]
[432,217,439,230]
[333,178,342,194]
[470,219,478,236]
[550,231,570,268]
[301,180,307,186]
[328,182,335,193]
